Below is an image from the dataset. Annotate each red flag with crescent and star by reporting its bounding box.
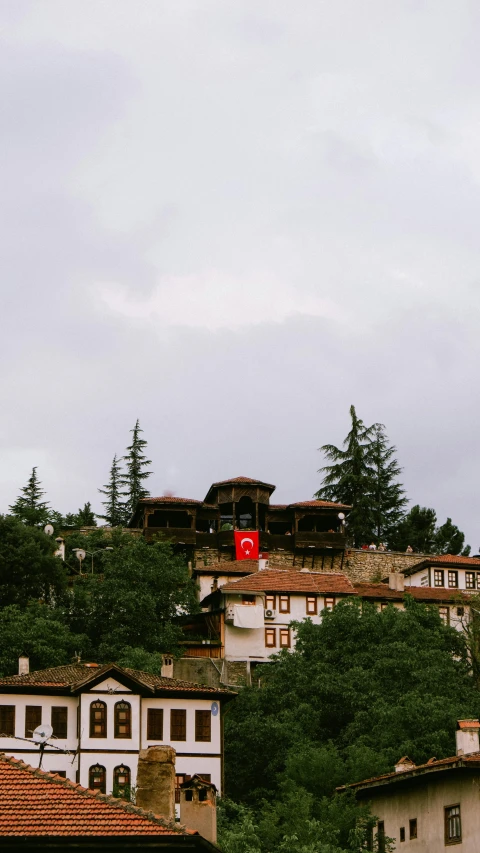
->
[234,530,260,560]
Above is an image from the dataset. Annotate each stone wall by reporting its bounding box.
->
[172,657,250,689]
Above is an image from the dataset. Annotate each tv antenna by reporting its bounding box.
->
[0,725,76,769]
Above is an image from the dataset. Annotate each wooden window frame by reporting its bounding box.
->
[90,700,107,738]
[147,708,164,740]
[306,596,317,615]
[324,597,335,611]
[114,701,131,739]
[88,764,106,794]
[377,820,385,853]
[279,628,291,648]
[25,705,42,739]
[113,764,131,798]
[265,627,276,648]
[170,709,187,742]
[195,710,211,742]
[434,569,445,588]
[279,595,290,614]
[466,571,476,589]
[448,571,458,589]
[409,818,417,839]
[399,826,405,842]
[51,706,68,739]
[265,594,276,611]
[438,606,450,625]
[445,805,461,845]
[242,595,256,605]
[0,705,15,737]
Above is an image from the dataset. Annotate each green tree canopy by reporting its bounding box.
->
[0,515,66,607]
[0,604,90,677]
[370,424,407,542]
[389,505,470,554]
[9,467,50,527]
[98,454,127,526]
[122,419,152,519]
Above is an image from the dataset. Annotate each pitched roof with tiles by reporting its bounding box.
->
[404,553,480,574]
[210,476,275,488]
[218,569,356,595]
[193,560,259,575]
[340,752,480,794]
[0,753,189,836]
[138,496,202,505]
[0,663,235,697]
[354,583,470,603]
[287,500,352,509]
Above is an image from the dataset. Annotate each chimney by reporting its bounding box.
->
[136,745,176,820]
[456,720,480,756]
[388,572,405,591]
[180,775,217,844]
[394,756,416,773]
[259,553,269,570]
[161,655,174,679]
[18,655,29,676]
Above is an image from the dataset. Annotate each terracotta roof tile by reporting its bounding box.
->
[139,496,201,505]
[0,663,234,696]
[354,583,470,603]
[194,560,258,575]
[220,569,356,595]
[210,476,275,488]
[343,752,480,791]
[288,500,352,509]
[0,754,188,836]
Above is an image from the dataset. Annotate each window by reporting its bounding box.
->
[242,595,256,605]
[448,571,458,588]
[51,707,68,739]
[399,826,405,842]
[25,706,42,738]
[439,606,450,625]
[265,627,276,647]
[466,572,476,590]
[175,774,191,804]
[88,764,106,794]
[445,805,461,844]
[306,596,317,615]
[409,818,417,839]
[195,710,211,742]
[171,709,187,741]
[279,628,291,648]
[324,597,335,611]
[90,701,107,738]
[114,701,131,738]
[377,820,385,853]
[113,765,131,798]
[0,706,15,736]
[434,569,445,587]
[279,595,290,613]
[147,708,164,740]
[265,594,276,611]
[457,606,465,617]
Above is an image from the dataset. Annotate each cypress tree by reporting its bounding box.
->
[315,405,376,546]
[370,423,407,543]
[98,454,127,527]
[9,467,50,527]
[122,420,152,519]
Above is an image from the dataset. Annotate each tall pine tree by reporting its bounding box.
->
[98,454,126,527]
[315,405,376,546]
[370,423,407,543]
[122,420,152,519]
[9,467,50,527]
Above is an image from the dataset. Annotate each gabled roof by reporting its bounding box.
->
[0,753,187,836]
[354,582,470,603]
[138,496,202,505]
[217,569,356,596]
[0,663,234,698]
[340,752,480,795]
[404,553,480,575]
[193,560,258,576]
[210,476,275,488]
[288,500,351,509]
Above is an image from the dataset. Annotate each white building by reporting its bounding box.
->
[0,660,234,803]
[401,554,480,593]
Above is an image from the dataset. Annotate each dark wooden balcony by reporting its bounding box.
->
[196,532,218,549]
[294,532,346,549]
[144,527,197,545]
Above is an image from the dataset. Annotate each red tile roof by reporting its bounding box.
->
[193,560,259,575]
[288,500,352,509]
[341,752,480,793]
[139,496,201,505]
[0,663,234,697]
[210,476,275,488]
[406,554,480,573]
[458,720,480,730]
[219,569,356,595]
[0,754,189,836]
[354,583,470,603]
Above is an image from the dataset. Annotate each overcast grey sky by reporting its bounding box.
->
[1,1,479,547]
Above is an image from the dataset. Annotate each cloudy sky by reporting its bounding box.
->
[1,0,479,547]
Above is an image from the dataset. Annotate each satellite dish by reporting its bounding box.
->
[44,524,54,536]
[32,724,53,744]
[211,701,219,717]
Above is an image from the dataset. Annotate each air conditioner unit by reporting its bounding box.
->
[264,608,277,619]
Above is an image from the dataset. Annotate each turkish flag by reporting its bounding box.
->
[234,530,260,560]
